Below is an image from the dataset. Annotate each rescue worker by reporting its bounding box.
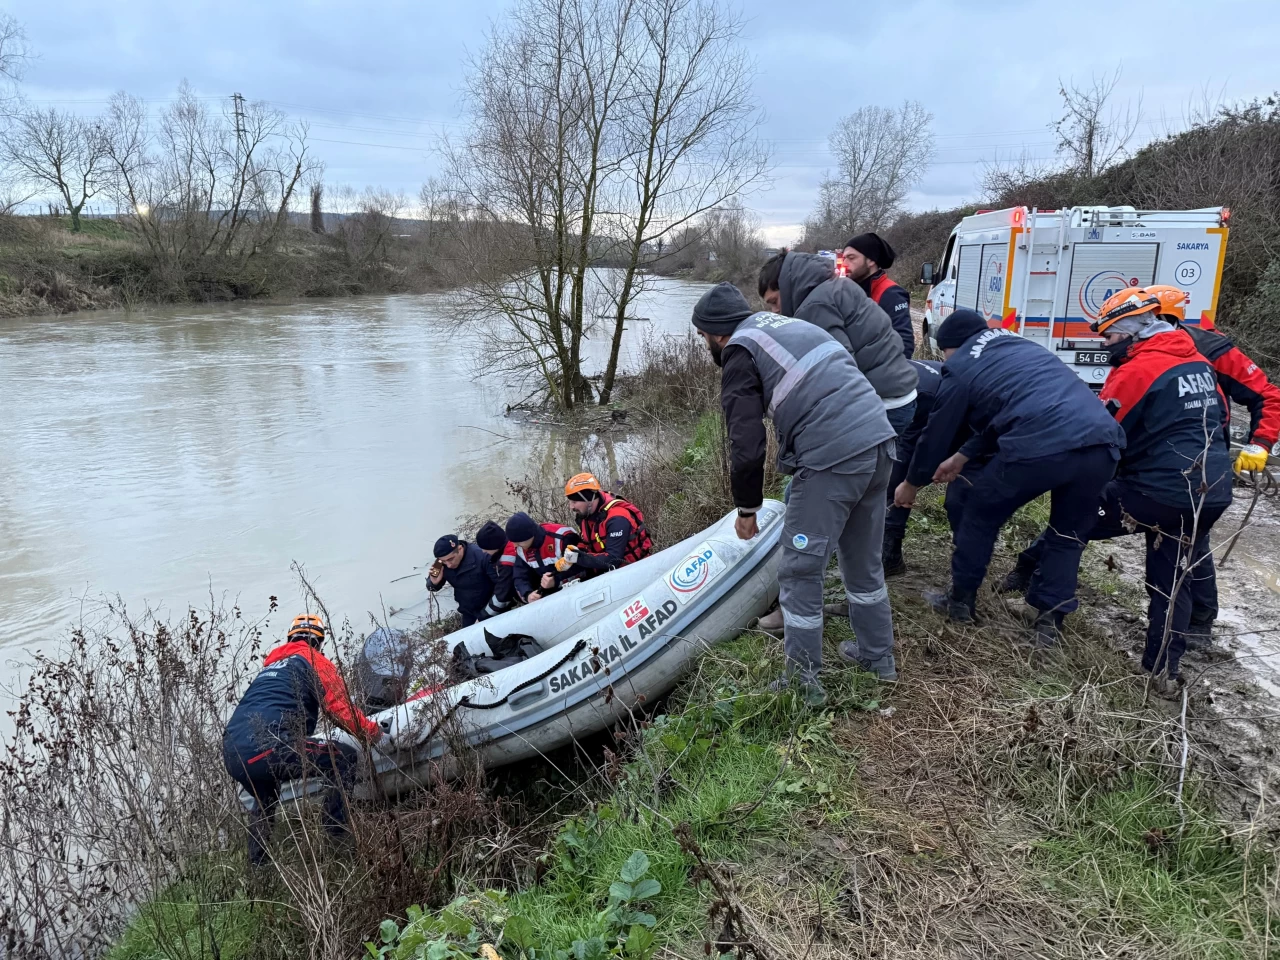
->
[222,614,387,866]
[842,232,914,357]
[426,534,505,626]
[693,281,899,704]
[563,473,653,572]
[882,358,943,575]
[1004,290,1232,692]
[895,309,1125,642]
[475,520,517,615]
[758,250,919,435]
[1148,284,1280,647]
[504,511,583,603]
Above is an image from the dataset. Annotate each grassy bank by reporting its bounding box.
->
[13,337,1277,959]
[0,213,446,318]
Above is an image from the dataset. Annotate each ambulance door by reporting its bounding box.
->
[954,242,982,312]
[929,232,959,324]
[1061,242,1158,347]
[1155,229,1228,328]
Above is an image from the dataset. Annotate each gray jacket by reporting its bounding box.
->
[778,252,918,403]
[725,312,894,480]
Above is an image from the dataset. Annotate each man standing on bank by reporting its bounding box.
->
[692,282,899,705]
[842,232,914,358]
[896,309,1125,644]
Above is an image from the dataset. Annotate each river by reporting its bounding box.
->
[0,277,710,695]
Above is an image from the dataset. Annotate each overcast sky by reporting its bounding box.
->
[10,0,1277,246]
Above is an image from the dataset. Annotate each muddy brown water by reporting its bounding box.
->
[0,278,711,702]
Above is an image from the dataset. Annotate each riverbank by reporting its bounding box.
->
[6,338,1279,958]
[0,214,446,318]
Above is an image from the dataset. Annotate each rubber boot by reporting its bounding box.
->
[1184,614,1214,651]
[924,587,975,623]
[1030,609,1065,649]
[838,641,898,681]
[999,554,1037,595]
[882,532,906,578]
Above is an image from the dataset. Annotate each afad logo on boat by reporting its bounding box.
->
[667,542,724,605]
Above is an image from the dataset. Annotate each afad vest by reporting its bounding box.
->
[868,272,895,305]
[514,523,577,571]
[579,495,653,564]
[727,312,894,473]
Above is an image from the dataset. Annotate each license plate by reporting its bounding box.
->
[1073,351,1110,366]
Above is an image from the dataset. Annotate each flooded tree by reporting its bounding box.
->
[442,0,767,410]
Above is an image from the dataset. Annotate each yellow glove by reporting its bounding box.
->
[1234,443,1269,476]
[555,545,579,572]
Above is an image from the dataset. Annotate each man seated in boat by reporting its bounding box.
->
[504,511,585,602]
[562,472,653,574]
[474,520,518,613]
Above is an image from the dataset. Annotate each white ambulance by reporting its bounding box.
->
[919,205,1230,388]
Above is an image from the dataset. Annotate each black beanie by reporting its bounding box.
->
[505,512,539,543]
[844,232,896,270]
[691,282,753,336]
[935,309,991,349]
[475,520,507,551]
[433,534,461,558]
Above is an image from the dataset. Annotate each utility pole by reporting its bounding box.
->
[231,92,246,154]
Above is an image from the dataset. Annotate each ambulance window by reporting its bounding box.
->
[941,234,958,279]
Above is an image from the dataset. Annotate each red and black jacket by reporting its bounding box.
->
[575,494,652,573]
[1099,329,1233,509]
[223,640,380,756]
[509,523,582,599]
[1184,324,1280,450]
[859,270,914,358]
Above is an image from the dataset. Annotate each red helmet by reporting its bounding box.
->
[1143,284,1188,323]
[288,613,325,646]
[1092,288,1161,334]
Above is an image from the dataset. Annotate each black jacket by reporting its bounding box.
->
[427,541,498,626]
[721,344,769,508]
[908,330,1125,487]
[778,253,918,402]
[858,271,914,358]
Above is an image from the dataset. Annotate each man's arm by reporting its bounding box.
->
[720,344,768,510]
[905,375,971,487]
[511,556,537,601]
[572,514,633,571]
[307,648,381,740]
[880,282,915,357]
[1212,344,1280,449]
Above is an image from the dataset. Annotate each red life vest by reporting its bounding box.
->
[868,271,895,305]
[579,495,652,565]
[514,523,577,572]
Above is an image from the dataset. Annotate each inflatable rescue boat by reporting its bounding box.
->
[346,500,784,796]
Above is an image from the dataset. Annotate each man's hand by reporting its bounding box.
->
[526,590,542,603]
[1235,443,1269,476]
[540,571,556,590]
[735,513,759,540]
[554,546,578,572]
[933,452,970,484]
[428,560,445,585]
[894,481,918,509]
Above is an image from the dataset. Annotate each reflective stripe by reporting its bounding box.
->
[770,340,844,417]
[732,326,797,375]
[781,607,824,630]
[847,586,889,605]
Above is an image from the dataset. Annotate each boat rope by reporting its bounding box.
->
[412,638,590,746]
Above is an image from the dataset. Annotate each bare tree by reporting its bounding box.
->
[0,12,30,113]
[1053,68,1142,178]
[103,84,314,282]
[3,106,109,230]
[803,100,934,248]
[331,185,406,270]
[442,0,767,410]
[310,181,326,234]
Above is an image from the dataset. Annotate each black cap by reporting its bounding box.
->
[505,512,539,543]
[935,309,991,349]
[691,282,753,336]
[475,520,507,551]
[433,535,461,558]
[844,233,896,270]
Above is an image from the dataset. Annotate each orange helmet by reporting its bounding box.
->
[1092,288,1161,334]
[1143,284,1188,323]
[564,472,602,501]
[288,613,326,645]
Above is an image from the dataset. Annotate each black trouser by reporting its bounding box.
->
[1017,482,1226,677]
[882,401,917,538]
[223,735,359,865]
